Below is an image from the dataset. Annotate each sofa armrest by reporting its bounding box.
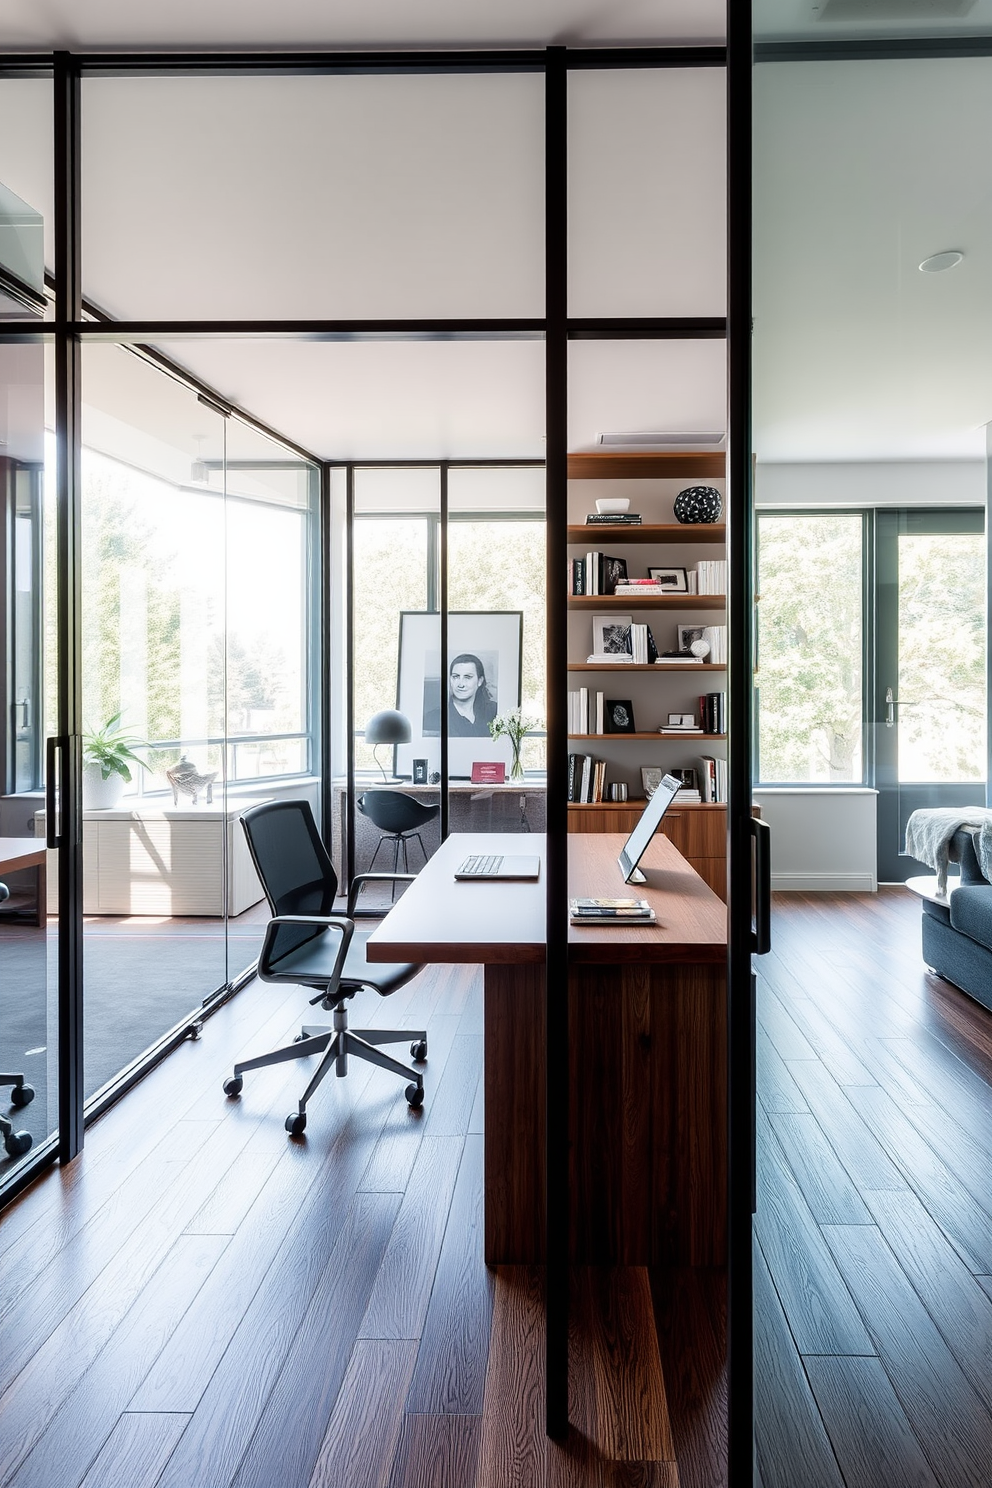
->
[951,828,987,885]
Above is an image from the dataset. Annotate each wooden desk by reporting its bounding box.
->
[0,837,47,926]
[368,831,728,1266]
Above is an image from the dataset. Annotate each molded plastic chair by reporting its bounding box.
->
[357,789,440,882]
[226,800,427,1137]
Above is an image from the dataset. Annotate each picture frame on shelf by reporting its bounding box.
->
[648,566,689,592]
[592,613,633,657]
[641,766,664,798]
[604,699,636,734]
[677,623,707,652]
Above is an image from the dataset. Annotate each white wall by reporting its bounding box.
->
[756,459,985,508]
[753,788,877,893]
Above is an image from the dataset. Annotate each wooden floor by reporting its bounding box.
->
[755,889,992,1488]
[2,887,990,1487]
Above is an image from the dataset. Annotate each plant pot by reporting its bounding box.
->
[82,764,125,810]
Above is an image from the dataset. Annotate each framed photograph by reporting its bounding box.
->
[672,767,697,790]
[668,713,695,727]
[641,766,664,799]
[604,698,637,734]
[396,611,523,779]
[648,566,688,592]
[592,613,633,657]
[677,624,707,653]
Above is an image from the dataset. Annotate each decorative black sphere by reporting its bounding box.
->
[674,486,723,524]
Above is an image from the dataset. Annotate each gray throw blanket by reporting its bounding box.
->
[904,807,992,895]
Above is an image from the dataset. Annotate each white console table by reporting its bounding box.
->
[35,797,269,917]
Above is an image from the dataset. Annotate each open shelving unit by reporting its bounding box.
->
[566,450,728,898]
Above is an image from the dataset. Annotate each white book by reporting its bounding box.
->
[578,686,589,734]
[586,653,633,663]
[595,691,604,734]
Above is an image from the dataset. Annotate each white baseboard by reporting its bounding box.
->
[772,871,877,893]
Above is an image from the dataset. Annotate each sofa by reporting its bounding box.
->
[920,828,992,1015]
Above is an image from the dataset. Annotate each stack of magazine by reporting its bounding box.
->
[569,898,656,925]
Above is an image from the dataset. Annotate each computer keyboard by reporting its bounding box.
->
[458,854,503,876]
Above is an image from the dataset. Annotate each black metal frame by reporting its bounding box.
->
[726,5,754,1484]
[0,38,754,1479]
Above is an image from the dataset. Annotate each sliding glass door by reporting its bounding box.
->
[875,508,986,882]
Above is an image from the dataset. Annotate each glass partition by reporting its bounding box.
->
[349,468,439,908]
[1,334,54,1183]
[0,77,53,319]
[77,344,320,1102]
[81,73,544,320]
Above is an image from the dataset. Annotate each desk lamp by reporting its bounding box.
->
[365,709,411,783]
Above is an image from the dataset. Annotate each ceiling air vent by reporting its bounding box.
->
[598,432,725,451]
[812,0,976,17]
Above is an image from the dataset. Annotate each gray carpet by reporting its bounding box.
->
[2,918,264,1170]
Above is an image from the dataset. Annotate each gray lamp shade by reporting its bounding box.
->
[364,709,412,746]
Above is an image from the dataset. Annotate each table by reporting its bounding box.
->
[367,830,728,1266]
[0,838,47,925]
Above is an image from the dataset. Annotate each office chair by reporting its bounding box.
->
[226,800,427,1136]
[357,790,440,885]
[1,881,35,1158]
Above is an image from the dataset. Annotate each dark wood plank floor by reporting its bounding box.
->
[2,886,990,1487]
[755,889,992,1488]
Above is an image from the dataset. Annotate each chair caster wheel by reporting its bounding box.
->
[4,1130,32,1157]
[223,1076,243,1097]
[405,1083,424,1109]
[294,1032,308,1043]
[286,1112,307,1136]
[10,1083,34,1108]
[410,1039,427,1062]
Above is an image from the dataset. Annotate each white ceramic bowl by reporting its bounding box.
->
[595,497,631,514]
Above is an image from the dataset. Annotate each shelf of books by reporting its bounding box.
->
[565,451,728,899]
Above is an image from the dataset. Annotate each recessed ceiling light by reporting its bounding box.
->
[919,250,964,273]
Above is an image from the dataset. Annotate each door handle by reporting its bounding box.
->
[885,686,897,728]
[45,736,65,849]
[751,816,771,955]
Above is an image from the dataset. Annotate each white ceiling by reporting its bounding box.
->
[0,0,725,51]
[753,55,992,461]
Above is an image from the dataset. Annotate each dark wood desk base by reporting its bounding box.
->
[485,957,727,1267]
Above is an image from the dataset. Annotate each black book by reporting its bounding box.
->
[567,752,578,802]
[600,556,628,595]
[645,625,659,663]
[585,513,643,524]
[571,557,586,596]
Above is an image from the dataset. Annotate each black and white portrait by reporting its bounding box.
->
[396,611,523,778]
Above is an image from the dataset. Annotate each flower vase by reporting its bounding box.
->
[509,741,525,782]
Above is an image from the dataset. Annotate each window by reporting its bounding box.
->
[756,512,864,783]
[80,446,315,790]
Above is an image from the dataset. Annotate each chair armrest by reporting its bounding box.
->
[347,872,417,918]
[259,913,355,1000]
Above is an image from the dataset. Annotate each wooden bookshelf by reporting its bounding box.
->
[568,594,725,610]
[567,452,725,480]
[568,522,726,545]
[568,662,727,672]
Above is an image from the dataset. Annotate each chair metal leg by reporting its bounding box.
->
[354,1026,426,1047]
[294,1032,347,1113]
[409,832,428,867]
[346,1032,422,1084]
[367,835,388,874]
[234,1030,332,1078]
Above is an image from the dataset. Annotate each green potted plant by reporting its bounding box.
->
[82,712,146,809]
[489,709,539,783]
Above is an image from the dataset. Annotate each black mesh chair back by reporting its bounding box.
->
[241,800,337,968]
